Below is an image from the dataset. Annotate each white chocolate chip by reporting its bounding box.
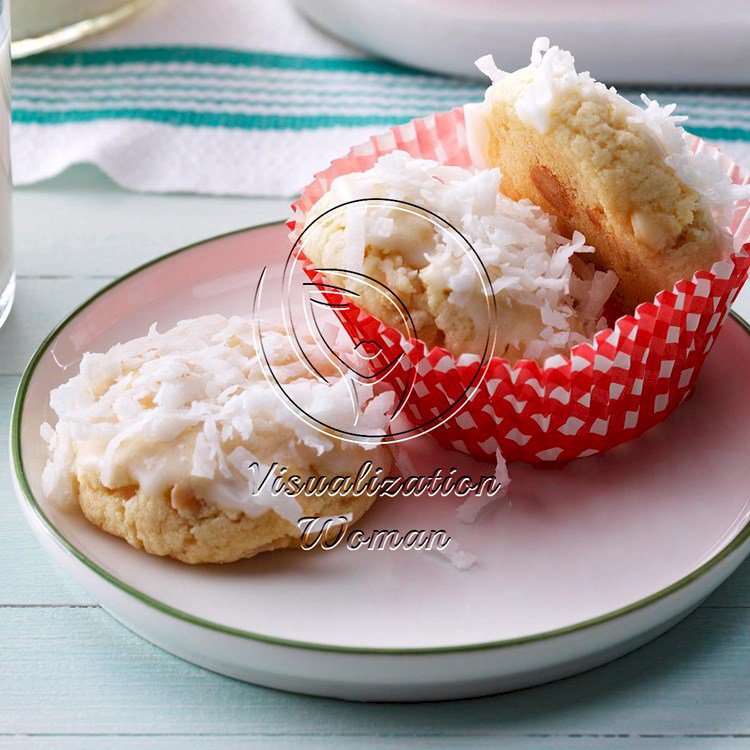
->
[631,210,669,250]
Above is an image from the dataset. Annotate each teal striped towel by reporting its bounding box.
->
[11,0,750,196]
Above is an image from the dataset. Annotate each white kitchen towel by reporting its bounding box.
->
[11,0,750,196]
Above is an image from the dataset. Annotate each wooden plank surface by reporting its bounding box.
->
[1,607,750,739]
[0,734,750,750]
[1,165,749,747]
[14,166,289,280]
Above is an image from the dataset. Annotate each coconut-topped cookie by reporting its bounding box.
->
[303,150,617,364]
[465,37,750,310]
[42,315,393,564]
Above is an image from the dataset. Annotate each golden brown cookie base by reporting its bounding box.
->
[484,92,721,311]
[77,474,378,564]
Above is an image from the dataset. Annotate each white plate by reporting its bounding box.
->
[295,0,750,85]
[11,223,750,701]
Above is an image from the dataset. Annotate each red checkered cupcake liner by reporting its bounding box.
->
[289,108,750,463]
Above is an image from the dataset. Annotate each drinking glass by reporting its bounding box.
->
[12,0,150,58]
[0,0,11,331]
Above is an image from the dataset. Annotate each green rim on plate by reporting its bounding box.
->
[10,222,750,655]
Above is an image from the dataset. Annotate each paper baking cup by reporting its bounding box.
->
[289,108,750,463]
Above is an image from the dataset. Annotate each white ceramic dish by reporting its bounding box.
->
[295,0,750,85]
[11,223,750,701]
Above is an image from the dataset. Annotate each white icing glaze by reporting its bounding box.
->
[41,315,392,516]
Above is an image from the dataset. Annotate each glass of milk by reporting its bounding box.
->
[11,0,149,58]
[0,0,11,331]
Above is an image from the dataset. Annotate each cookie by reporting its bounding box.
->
[303,150,617,364]
[42,315,393,564]
[467,38,747,311]
[75,469,377,565]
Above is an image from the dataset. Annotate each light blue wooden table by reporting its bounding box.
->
[2,167,750,748]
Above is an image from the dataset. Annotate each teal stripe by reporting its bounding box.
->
[11,49,749,112]
[13,79,745,113]
[10,99,437,116]
[8,47,750,141]
[622,93,750,115]
[12,81,484,102]
[12,96,750,126]
[11,45,447,77]
[11,101,436,118]
[11,107,750,141]
[14,84,747,122]
[684,125,750,141]
[11,49,750,104]
[13,62,749,106]
[12,68,480,94]
[11,107,415,130]
[11,67,480,95]
[11,92,471,109]
[623,88,750,104]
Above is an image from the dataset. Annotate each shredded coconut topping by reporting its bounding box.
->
[474,53,507,85]
[471,37,750,228]
[307,151,617,363]
[41,315,392,514]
